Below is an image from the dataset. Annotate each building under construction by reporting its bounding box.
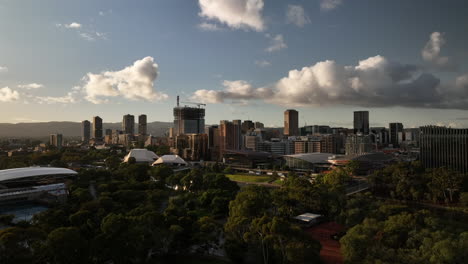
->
[173,96,206,136]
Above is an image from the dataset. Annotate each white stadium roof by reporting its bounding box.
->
[0,167,77,182]
[123,149,159,163]
[152,155,188,166]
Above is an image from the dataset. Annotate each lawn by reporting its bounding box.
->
[226,174,271,183]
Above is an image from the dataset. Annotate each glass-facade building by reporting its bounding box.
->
[420,126,468,174]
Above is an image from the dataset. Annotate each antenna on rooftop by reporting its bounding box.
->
[177,95,179,107]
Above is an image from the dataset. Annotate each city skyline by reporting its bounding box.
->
[1,0,468,128]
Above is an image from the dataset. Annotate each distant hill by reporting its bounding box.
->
[0,121,173,138]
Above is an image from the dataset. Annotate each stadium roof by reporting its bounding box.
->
[284,153,335,164]
[152,155,188,166]
[123,149,159,163]
[0,167,77,182]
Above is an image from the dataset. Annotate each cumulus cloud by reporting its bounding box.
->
[192,80,273,103]
[191,55,468,110]
[65,22,82,29]
[18,83,44,89]
[421,32,456,70]
[286,5,310,27]
[320,0,343,11]
[0,87,20,102]
[265,34,287,52]
[82,56,168,104]
[198,22,223,31]
[0,66,7,73]
[255,60,271,67]
[198,0,265,31]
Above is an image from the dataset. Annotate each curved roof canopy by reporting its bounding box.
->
[152,155,188,166]
[0,167,78,182]
[284,153,335,164]
[123,149,159,163]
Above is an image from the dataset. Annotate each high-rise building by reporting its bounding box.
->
[354,111,369,134]
[138,114,147,136]
[420,126,468,173]
[370,127,389,146]
[50,134,63,149]
[122,114,135,135]
[173,101,205,136]
[81,120,90,143]
[206,125,220,161]
[219,120,242,157]
[92,116,103,140]
[345,134,373,155]
[241,120,255,133]
[389,123,404,147]
[284,109,299,136]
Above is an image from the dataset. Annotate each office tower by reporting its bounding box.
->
[138,114,147,136]
[420,126,468,173]
[255,122,264,129]
[389,123,404,147]
[173,134,209,161]
[284,109,299,136]
[92,116,103,140]
[50,134,63,149]
[370,127,389,146]
[219,120,242,157]
[207,125,220,161]
[241,120,255,133]
[354,111,369,134]
[173,100,205,136]
[81,120,91,143]
[122,114,135,135]
[345,134,373,155]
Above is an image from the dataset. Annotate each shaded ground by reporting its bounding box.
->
[307,222,345,264]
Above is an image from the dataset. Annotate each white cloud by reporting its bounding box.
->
[265,34,287,52]
[191,55,468,110]
[198,22,223,31]
[35,92,78,104]
[192,80,272,103]
[320,0,343,11]
[18,83,44,89]
[82,56,168,104]
[0,66,7,73]
[286,5,310,27]
[421,32,455,70]
[0,87,20,102]
[198,0,265,31]
[255,60,271,67]
[65,22,82,29]
[56,22,105,41]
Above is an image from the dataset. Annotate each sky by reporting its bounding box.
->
[0,0,468,128]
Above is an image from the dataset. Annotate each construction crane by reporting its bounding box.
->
[180,101,206,108]
[176,95,206,108]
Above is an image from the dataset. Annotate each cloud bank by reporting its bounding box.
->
[191,55,468,110]
[198,0,265,31]
[82,56,168,104]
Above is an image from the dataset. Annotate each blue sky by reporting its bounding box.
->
[0,0,467,128]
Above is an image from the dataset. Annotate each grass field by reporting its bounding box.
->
[226,174,271,183]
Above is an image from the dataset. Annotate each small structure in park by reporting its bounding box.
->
[294,213,323,227]
[123,149,159,164]
[152,155,188,167]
